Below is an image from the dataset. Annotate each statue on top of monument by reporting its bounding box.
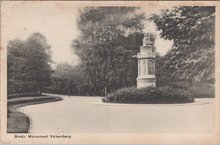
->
[143,33,155,46]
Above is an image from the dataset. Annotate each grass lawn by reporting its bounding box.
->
[7,95,63,133]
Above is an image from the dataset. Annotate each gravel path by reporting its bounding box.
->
[17,94,215,133]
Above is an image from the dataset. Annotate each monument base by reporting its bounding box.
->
[137,78,156,89]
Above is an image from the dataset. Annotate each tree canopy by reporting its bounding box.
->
[72,7,145,95]
[7,33,52,95]
[151,6,215,82]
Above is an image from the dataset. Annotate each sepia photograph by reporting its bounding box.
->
[0,1,220,144]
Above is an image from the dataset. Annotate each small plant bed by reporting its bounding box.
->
[102,87,194,104]
[7,95,63,133]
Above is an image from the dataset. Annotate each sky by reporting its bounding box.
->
[1,1,173,65]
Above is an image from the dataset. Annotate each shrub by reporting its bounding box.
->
[102,86,194,104]
[188,84,215,98]
[167,81,190,89]
[157,81,215,98]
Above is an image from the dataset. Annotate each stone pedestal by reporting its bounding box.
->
[136,33,156,88]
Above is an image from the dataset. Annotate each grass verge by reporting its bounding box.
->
[7,95,63,133]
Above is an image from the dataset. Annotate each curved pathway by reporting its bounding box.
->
[17,94,215,133]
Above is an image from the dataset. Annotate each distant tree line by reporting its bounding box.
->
[47,63,90,95]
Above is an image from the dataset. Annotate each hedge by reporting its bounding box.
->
[102,86,194,104]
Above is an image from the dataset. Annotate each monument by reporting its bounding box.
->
[135,33,156,88]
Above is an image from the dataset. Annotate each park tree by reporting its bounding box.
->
[7,33,52,95]
[72,7,145,95]
[7,39,26,94]
[24,33,53,94]
[150,6,215,83]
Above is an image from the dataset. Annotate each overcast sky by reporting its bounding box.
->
[1,1,173,65]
